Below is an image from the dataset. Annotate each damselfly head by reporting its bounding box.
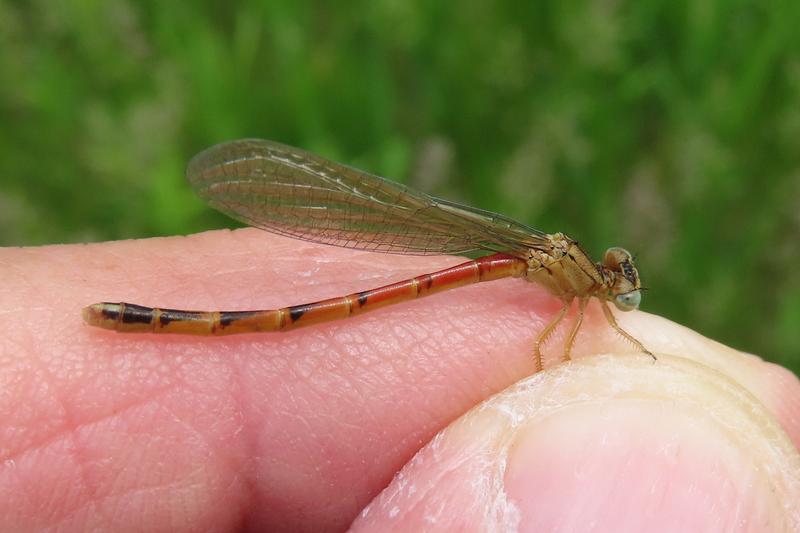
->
[602,247,642,311]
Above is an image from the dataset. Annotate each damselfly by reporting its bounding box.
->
[83,139,652,370]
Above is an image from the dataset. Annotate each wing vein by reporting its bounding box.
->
[186,139,550,256]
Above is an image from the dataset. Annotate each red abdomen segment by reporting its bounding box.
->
[83,253,527,335]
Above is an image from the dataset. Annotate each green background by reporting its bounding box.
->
[1,1,798,373]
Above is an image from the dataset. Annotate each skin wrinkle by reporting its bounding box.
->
[376,328,427,390]
[430,304,524,402]
[299,323,439,510]
[3,465,32,526]
[46,472,192,531]
[90,404,225,528]
[158,399,219,458]
[227,356,257,524]
[39,360,103,527]
[0,385,174,465]
[322,372,376,437]
[68,412,157,524]
[42,496,98,533]
[7,316,231,528]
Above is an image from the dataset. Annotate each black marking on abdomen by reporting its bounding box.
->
[219,310,259,327]
[219,312,238,327]
[289,304,311,322]
[357,292,369,306]
[159,309,206,326]
[121,303,154,324]
[421,274,433,290]
[102,305,121,322]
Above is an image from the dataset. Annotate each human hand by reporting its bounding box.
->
[1,228,798,531]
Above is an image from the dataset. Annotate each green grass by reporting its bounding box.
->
[1,0,798,373]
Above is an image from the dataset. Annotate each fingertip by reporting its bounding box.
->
[759,361,800,449]
[353,356,800,531]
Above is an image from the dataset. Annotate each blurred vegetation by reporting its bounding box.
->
[0,0,798,373]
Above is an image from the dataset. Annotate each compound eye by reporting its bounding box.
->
[614,290,641,311]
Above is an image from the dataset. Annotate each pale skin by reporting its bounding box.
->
[1,228,798,532]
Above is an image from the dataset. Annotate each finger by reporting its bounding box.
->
[353,355,800,531]
[1,228,797,532]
